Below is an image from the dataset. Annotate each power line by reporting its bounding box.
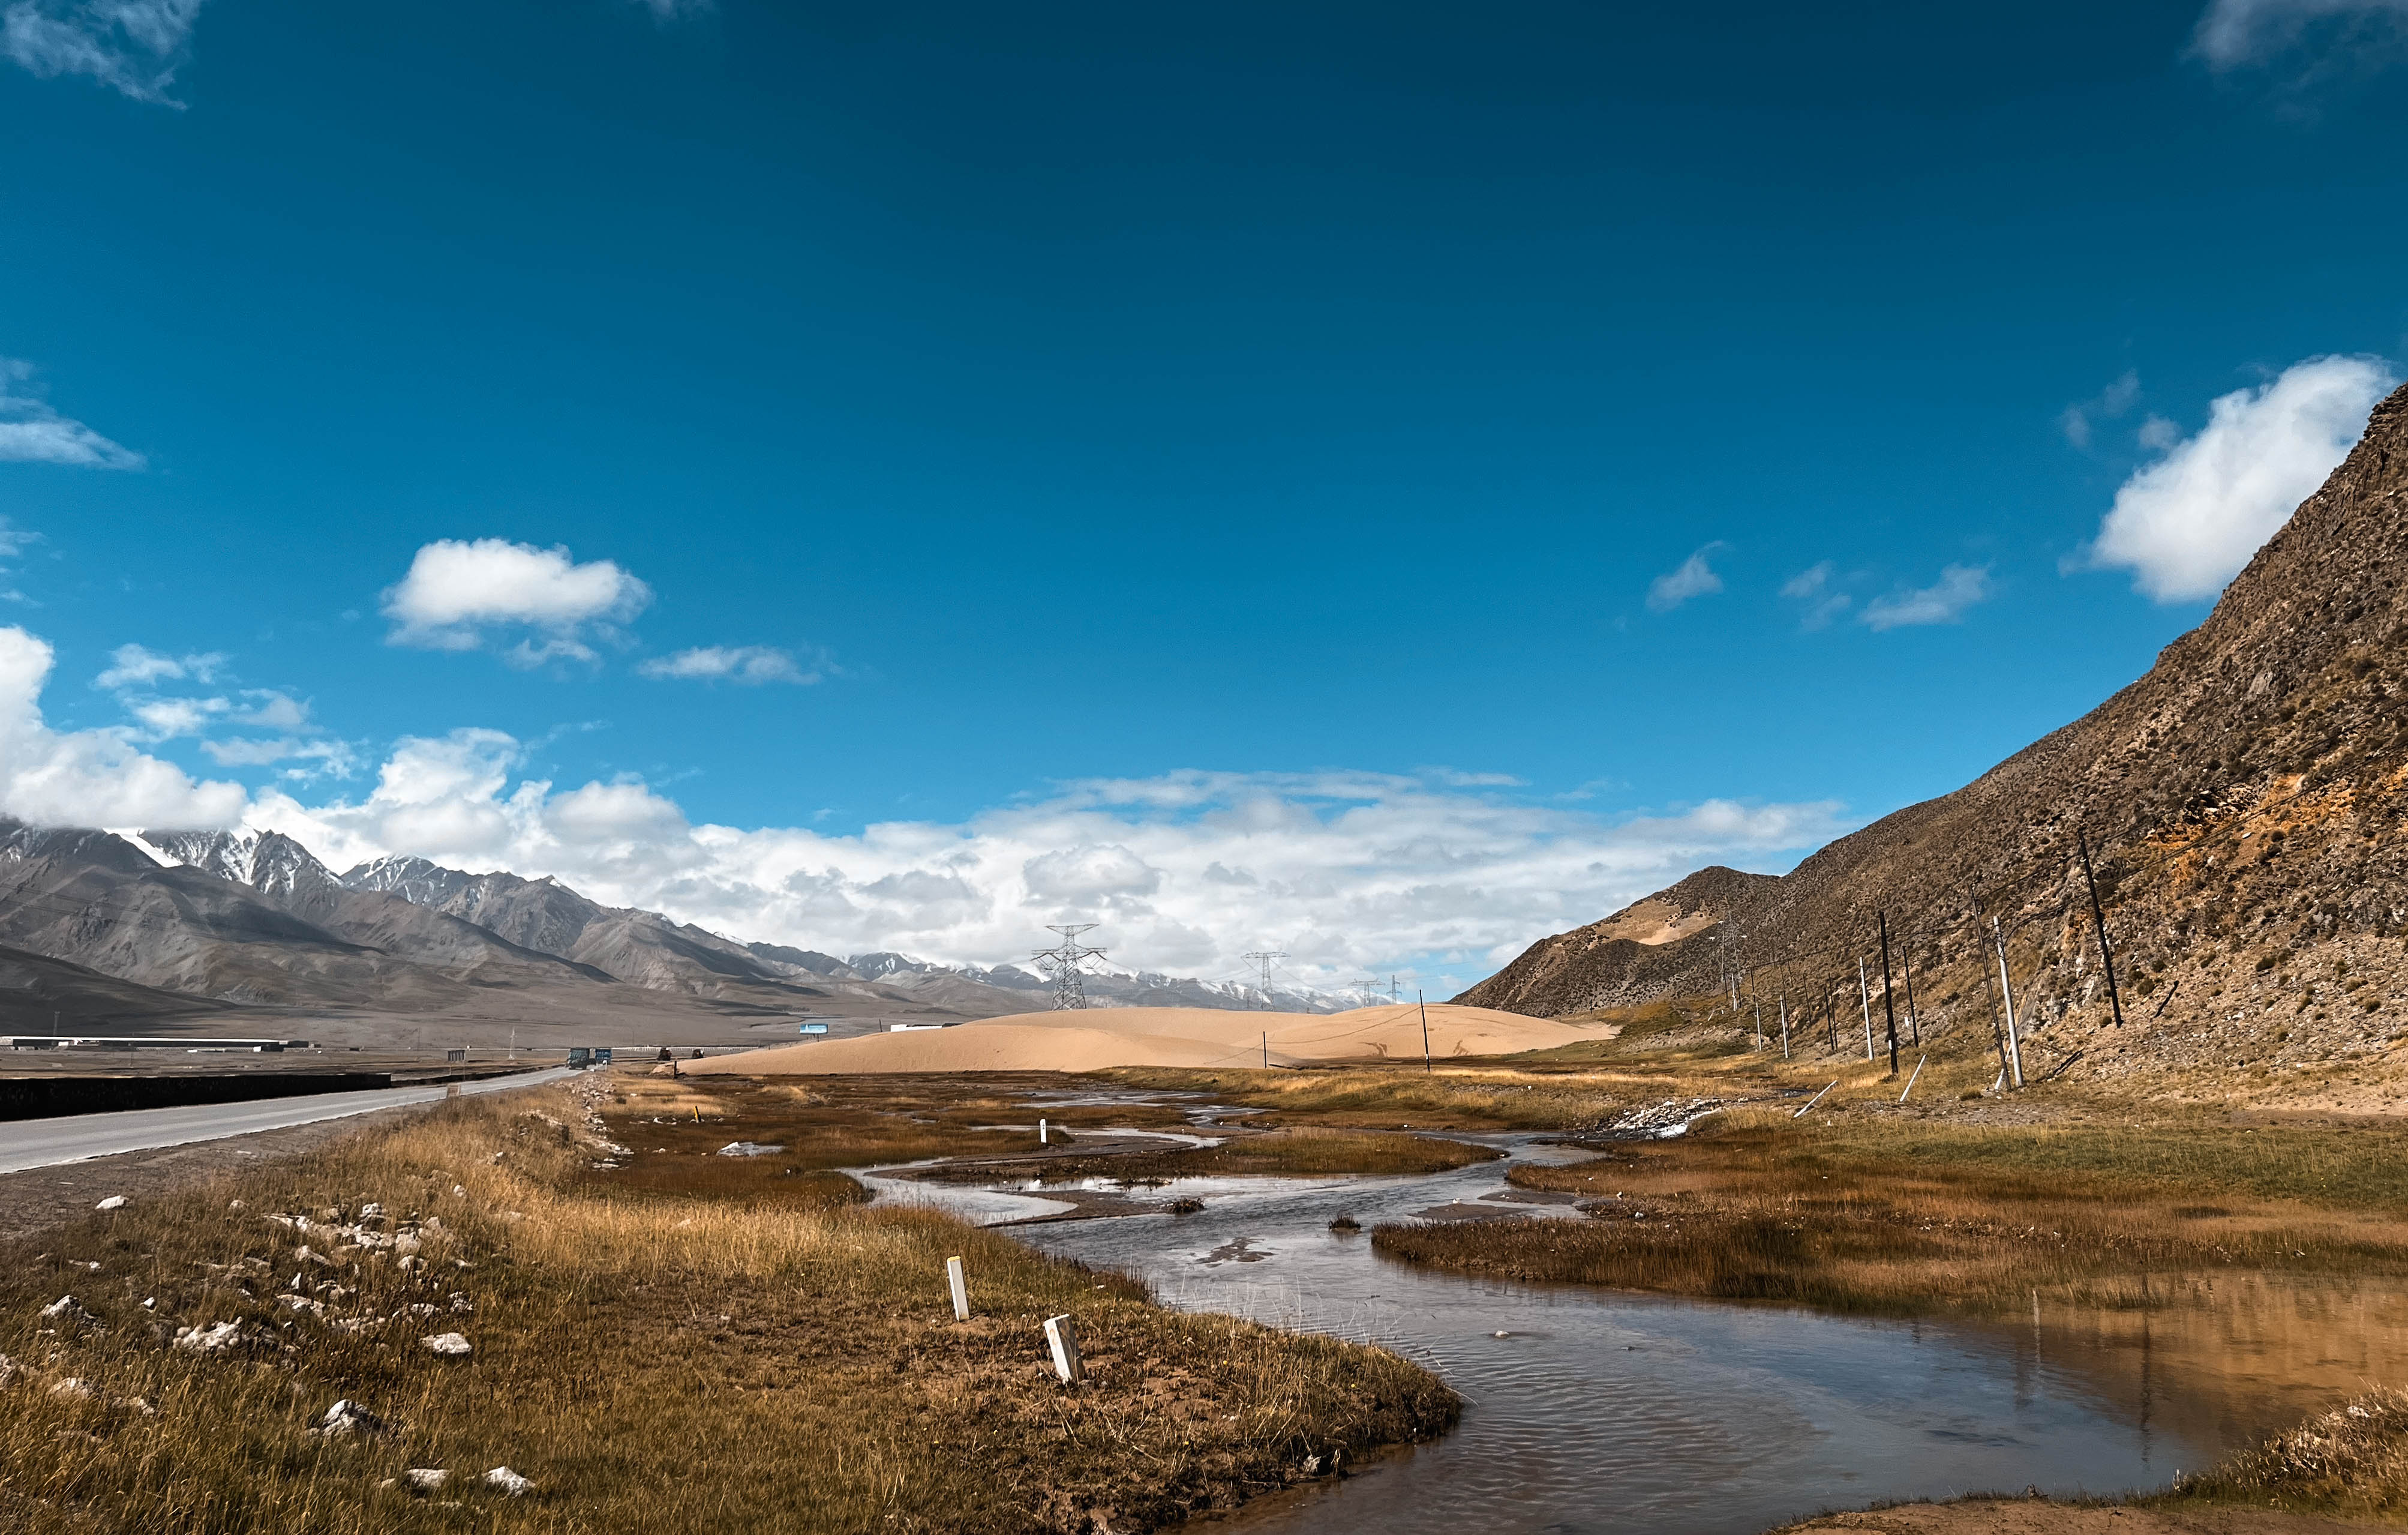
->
[1032,924,1106,1011]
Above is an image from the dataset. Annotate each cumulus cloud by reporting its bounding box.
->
[1861,564,1991,631]
[0,359,143,469]
[382,539,651,662]
[636,645,820,685]
[241,743,1846,988]
[2192,0,2408,68]
[2080,355,2398,602]
[0,620,1854,986]
[1,0,199,104]
[0,625,245,826]
[1646,544,1726,612]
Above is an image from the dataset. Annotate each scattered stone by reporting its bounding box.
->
[121,1395,157,1417]
[420,1332,472,1357]
[404,1468,449,1492]
[94,1195,127,1212]
[48,1377,92,1401]
[451,1184,466,1198]
[227,1199,246,1213]
[38,1295,99,1330]
[1168,1197,1205,1215]
[483,1466,532,1495]
[717,1141,784,1157]
[448,1292,474,1314]
[174,1321,244,1354]
[0,1353,16,1387]
[314,1398,387,1439]
[359,1203,384,1219]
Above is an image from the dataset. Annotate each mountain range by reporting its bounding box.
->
[0,820,1340,1033]
[1461,379,2408,1102]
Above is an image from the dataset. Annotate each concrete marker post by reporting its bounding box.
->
[1040,1118,1049,1146]
[947,1256,969,1321]
[1043,1314,1083,1384]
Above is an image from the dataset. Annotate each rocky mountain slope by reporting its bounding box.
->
[1459,866,1779,1018]
[1463,380,2408,1103]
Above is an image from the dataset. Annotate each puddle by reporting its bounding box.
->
[867,1129,2408,1534]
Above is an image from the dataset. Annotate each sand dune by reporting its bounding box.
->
[686,1003,1613,1076]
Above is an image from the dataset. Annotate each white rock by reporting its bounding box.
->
[227,1199,246,1213]
[38,1294,80,1321]
[49,1377,92,1401]
[419,1332,472,1357]
[404,1468,449,1491]
[174,1321,244,1354]
[483,1466,532,1496]
[316,1398,386,1438]
[94,1195,127,1212]
[359,1203,384,1219]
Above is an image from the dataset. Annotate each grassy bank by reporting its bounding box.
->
[1371,1107,2408,1317]
[0,1077,1456,1534]
[1097,1059,1758,1132]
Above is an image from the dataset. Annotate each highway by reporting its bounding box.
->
[0,1066,578,1176]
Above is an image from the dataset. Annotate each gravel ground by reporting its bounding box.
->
[1776,1501,2379,1534]
[0,1103,424,1245]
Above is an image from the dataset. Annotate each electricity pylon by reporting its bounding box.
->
[1242,949,1286,1010]
[1033,925,1106,1010]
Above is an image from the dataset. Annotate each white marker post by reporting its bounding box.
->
[1043,1314,1083,1384]
[1898,1054,1926,1104]
[947,1256,969,1321]
[1039,1119,1049,1146]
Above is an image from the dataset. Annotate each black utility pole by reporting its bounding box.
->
[2077,829,2128,1029]
[1877,910,1901,1077]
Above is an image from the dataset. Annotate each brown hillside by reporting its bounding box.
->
[1458,865,1775,1016]
[1461,380,2408,1103]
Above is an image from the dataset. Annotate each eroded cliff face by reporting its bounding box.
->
[1463,383,2408,1105]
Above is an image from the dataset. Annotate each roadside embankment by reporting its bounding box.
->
[0,1072,1455,1534]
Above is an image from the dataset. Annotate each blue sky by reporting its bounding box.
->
[2,0,2406,991]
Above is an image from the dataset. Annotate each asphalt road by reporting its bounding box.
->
[0,1066,578,1175]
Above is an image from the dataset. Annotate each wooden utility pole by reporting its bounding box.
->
[2076,829,2128,1030]
[1778,993,1790,1060]
[1753,996,1764,1050]
[1857,957,1875,1062]
[1877,912,1901,1078]
[1418,990,1432,1073]
[1900,937,1921,1047]
[1992,916,2025,1088]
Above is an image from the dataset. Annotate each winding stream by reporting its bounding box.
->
[864,1122,2408,1534]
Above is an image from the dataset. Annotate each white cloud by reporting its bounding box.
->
[0,517,34,560]
[636,645,819,685]
[1781,561,1853,629]
[95,642,223,689]
[2080,355,2398,602]
[1646,544,1725,612]
[632,0,711,17]
[0,625,245,827]
[2060,369,2142,449]
[2192,0,2408,68]
[1,621,1855,984]
[1860,564,1991,631]
[382,539,651,660]
[200,735,357,779]
[239,743,1845,985]
[1,0,200,105]
[0,359,144,468]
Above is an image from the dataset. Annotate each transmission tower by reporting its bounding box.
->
[1242,950,1287,1010]
[1032,924,1106,1010]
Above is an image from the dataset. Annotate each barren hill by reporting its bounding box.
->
[1463,380,2408,1102]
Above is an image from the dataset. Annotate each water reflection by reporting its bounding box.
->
[863,1136,2408,1534]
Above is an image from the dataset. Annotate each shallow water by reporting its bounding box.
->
[864,1132,2408,1534]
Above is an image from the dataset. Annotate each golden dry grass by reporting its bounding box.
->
[0,1075,1455,1534]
